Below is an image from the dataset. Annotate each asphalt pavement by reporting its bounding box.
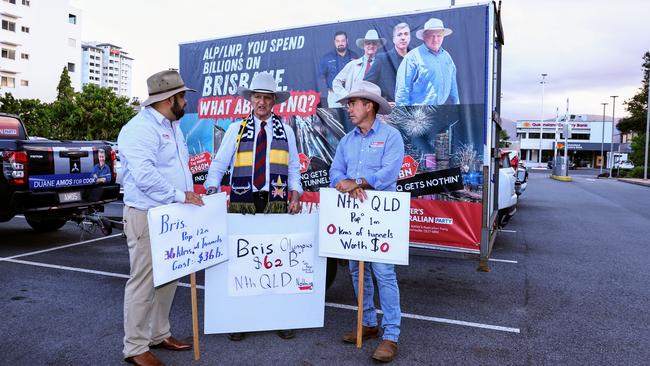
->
[1,170,649,365]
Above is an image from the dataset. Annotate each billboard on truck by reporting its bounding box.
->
[179,3,493,252]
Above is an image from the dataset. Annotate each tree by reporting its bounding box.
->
[499,129,511,148]
[74,84,136,140]
[0,93,53,137]
[56,66,75,101]
[617,52,649,134]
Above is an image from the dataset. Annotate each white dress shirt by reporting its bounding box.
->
[117,107,193,210]
[332,55,371,102]
[204,115,303,195]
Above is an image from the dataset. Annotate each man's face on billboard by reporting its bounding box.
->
[423,30,445,52]
[335,35,348,52]
[364,40,379,58]
[393,26,411,53]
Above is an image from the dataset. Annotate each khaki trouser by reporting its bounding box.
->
[123,206,178,358]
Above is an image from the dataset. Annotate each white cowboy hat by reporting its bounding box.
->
[415,18,453,40]
[237,72,291,103]
[355,29,387,49]
[336,80,392,115]
[141,70,196,107]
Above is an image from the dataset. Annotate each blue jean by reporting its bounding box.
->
[349,261,401,342]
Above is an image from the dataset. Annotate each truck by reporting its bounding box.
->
[178,2,506,274]
[1,113,120,233]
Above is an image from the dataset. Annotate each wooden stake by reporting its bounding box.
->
[190,272,200,361]
[356,261,365,349]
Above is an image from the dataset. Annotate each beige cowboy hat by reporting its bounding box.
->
[416,18,453,40]
[237,72,291,103]
[141,69,196,107]
[355,29,387,49]
[336,80,392,115]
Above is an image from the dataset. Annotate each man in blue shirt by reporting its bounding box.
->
[92,148,112,184]
[329,80,404,363]
[364,22,411,104]
[319,31,358,107]
[395,18,459,106]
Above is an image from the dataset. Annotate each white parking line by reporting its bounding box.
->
[0,234,122,261]
[489,258,518,264]
[3,258,520,334]
[325,302,520,333]
[498,229,517,233]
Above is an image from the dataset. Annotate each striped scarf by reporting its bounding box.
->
[229,112,289,214]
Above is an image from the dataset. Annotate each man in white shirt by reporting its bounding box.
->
[118,69,204,366]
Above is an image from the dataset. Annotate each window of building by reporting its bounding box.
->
[1,48,16,60]
[3,0,17,4]
[20,79,28,86]
[542,133,555,139]
[20,52,28,60]
[20,26,29,33]
[528,133,540,139]
[2,20,16,32]
[516,132,526,139]
[1,76,16,88]
[68,14,77,24]
[22,0,30,5]
[68,38,76,47]
[67,62,75,72]
[571,133,590,140]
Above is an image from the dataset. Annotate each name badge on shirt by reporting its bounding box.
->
[370,141,385,148]
[162,133,171,140]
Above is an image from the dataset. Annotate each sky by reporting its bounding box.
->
[73,0,650,121]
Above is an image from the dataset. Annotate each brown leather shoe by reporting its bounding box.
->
[150,336,192,351]
[342,325,380,343]
[372,340,398,362]
[125,351,165,366]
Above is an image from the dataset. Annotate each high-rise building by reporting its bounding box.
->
[0,0,82,101]
[81,42,133,99]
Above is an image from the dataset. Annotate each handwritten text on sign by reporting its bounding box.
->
[148,193,228,286]
[318,188,410,265]
[228,232,316,296]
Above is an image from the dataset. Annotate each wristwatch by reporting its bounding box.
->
[355,178,363,186]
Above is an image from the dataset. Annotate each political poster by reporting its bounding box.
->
[204,213,326,334]
[227,232,316,296]
[318,188,410,265]
[180,3,490,251]
[147,193,228,287]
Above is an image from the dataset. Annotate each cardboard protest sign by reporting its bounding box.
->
[318,188,411,265]
[204,213,326,333]
[147,193,228,286]
[228,232,316,296]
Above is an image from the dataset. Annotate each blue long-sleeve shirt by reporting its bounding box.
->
[319,48,358,89]
[329,119,404,192]
[394,44,459,106]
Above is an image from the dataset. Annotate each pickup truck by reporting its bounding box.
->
[1,113,120,232]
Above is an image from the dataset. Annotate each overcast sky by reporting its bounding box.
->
[74,0,650,121]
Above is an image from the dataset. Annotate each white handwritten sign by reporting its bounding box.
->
[147,193,228,286]
[228,232,315,296]
[318,188,411,265]
[204,213,326,333]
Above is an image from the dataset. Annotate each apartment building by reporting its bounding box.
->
[81,42,133,99]
[0,0,82,101]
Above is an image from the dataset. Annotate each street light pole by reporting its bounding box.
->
[610,95,618,176]
[645,72,649,180]
[538,73,548,163]
[600,102,608,175]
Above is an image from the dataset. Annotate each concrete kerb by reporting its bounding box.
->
[550,175,573,182]
[617,178,650,187]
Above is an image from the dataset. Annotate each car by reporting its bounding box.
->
[547,159,575,170]
[614,160,634,170]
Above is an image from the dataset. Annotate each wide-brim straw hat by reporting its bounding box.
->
[337,80,392,115]
[355,29,387,49]
[237,72,291,103]
[415,18,453,40]
[141,70,196,107]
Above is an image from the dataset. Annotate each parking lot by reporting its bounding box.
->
[2,170,649,365]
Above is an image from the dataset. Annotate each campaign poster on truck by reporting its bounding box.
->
[178,3,490,251]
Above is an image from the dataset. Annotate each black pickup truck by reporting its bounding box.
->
[1,113,120,232]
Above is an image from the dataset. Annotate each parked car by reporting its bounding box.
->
[613,160,634,170]
[547,159,576,170]
[1,113,119,233]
